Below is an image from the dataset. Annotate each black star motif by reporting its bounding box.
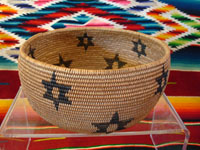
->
[104,54,127,69]
[92,112,134,133]
[42,71,72,111]
[91,123,110,133]
[77,33,94,52]
[54,54,72,68]
[132,39,147,58]
[28,46,36,59]
[155,66,169,95]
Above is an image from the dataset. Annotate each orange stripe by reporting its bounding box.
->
[0,14,9,19]
[170,24,188,32]
[156,33,176,40]
[0,4,17,13]
[168,97,200,113]
[0,99,13,114]
[155,5,175,12]
[147,5,188,41]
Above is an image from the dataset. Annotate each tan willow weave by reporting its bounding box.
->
[18,27,170,134]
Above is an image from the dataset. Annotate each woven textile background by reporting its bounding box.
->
[0,0,200,149]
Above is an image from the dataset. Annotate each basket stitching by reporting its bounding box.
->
[54,53,72,68]
[92,112,134,133]
[132,39,147,58]
[28,45,36,59]
[77,32,94,52]
[155,65,169,95]
[104,54,127,69]
[42,71,72,111]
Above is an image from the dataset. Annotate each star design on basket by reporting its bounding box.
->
[28,46,36,59]
[54,54,72,68]
[77,33,94,52]
[132,39,147,58]
[104,54,127,69]
[42,71,72,111]
[92,112,134,133]
[155,66,169,95]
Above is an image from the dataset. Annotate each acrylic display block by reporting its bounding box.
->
[0,87,189,150]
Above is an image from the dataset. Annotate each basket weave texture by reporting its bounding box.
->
[18,28,170,134]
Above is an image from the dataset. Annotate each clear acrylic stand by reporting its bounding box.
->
[0,87,190,150]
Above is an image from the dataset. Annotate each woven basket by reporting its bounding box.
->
[18,27,170,134]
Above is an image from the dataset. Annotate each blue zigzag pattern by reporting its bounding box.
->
[52,14,93,29]
[0,0,163,40]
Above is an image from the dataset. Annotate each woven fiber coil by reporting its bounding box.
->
[18,27,170,134]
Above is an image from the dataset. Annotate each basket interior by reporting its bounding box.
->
[23,28,166,70]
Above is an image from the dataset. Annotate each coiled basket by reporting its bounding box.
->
[18,28,170,134]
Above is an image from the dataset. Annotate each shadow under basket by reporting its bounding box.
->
[18,27,171,134]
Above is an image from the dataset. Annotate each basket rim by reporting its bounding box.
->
[19,27,170,74]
